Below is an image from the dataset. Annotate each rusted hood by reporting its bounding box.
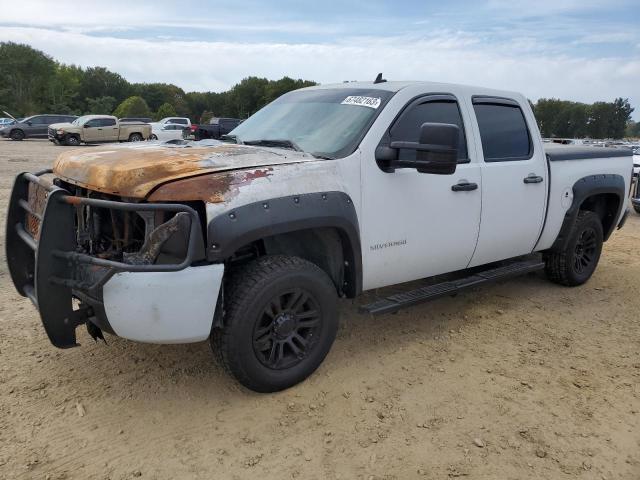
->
[52,141,316,198]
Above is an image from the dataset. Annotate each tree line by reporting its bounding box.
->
[0,41,637,137]
[532,98,635,139]
[0,42,316,123]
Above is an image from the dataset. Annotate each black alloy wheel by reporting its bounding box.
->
[252,288,322,370]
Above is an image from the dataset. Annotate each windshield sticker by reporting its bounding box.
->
[341,96,382,109]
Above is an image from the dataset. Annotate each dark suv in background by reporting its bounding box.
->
[0,114,78,140]
[194,117,242,140]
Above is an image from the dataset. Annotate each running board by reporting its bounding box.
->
[359,259,545,315]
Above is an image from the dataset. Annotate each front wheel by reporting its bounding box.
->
[545,210,603,286]
[64,135,80,146]
[129,133,143,142]
[149,134,158,140]
[10,129,25,141]
[212,255,338,392]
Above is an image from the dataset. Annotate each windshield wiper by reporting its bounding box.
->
[243,139,303,152]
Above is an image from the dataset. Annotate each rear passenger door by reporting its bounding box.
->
[100,118,119,142]
[468,97,547,267]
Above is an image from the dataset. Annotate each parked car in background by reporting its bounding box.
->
[120,117,153,123]
[149,123,188,141]
[48,115,151,145]
[0,114,77,140]
[0,117,15,127]
[194,117,242,140]
[156,117,192,128]
[632,146,640,213]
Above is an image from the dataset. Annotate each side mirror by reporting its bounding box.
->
[83,124,90,128]
[27,121,32,126]
[375,123,459,175]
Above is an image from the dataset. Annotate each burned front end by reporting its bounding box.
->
[6,170,223,347]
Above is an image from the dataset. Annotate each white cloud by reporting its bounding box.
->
[1,25,638,118]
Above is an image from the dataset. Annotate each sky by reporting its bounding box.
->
[1,0,639,118]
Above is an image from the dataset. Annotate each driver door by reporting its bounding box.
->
[82,118,102,142]
[360,95,482,290]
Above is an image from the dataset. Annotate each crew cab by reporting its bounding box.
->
[194,117,242,140]
[48,115,151,145]
[6,80,633,392]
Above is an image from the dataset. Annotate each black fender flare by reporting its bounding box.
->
[551,174,625,251]
[207,191,362,296]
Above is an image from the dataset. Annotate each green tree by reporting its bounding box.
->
[113,96,152,119]
[86,96,117,114]
[77,67,131,112]
[0,42,56,115]
[611,98,633,139]
[626,121,640,138]
[155,102,177,120]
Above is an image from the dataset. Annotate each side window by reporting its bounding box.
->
[100,118,116,127]
[30,116,47,125]
[172,118,187,125]
[390,100,468,162]
[473,102,531,161]
[85,119,101,128]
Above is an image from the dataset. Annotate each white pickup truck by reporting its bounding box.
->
[6,79,633,392]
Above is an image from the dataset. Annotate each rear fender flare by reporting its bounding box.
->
[550,174,625,251]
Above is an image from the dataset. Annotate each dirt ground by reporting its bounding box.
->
[0,139,638,480]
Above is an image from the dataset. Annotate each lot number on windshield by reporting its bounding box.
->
[341,96,382,109]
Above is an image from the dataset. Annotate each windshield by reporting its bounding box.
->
[230,88,393,159]
[72,115,92,126]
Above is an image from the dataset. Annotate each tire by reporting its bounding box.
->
[634,204,640,215]
[212,255,338,392]
[545,210,603,286]
[149,134,158,140]
[10,129,25,141]
[129,133,143,142]
[64,135,80,146]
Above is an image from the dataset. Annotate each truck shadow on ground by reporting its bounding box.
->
[43,271,551,404]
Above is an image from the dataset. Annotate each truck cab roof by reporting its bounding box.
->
[303,80,523,100]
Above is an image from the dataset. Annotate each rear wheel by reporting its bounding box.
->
[212,255,338,392]
[10,129,25,141]
[634,204,640,214]
[149,134,158,140]
[545,210,603,286]
[129,133,143,142]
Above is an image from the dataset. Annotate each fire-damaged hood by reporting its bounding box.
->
[52,141,317,198]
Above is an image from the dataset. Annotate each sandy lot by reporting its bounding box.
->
[0,139,638,480]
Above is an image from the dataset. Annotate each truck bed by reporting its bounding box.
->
[544,144,631,161]
[536,144,633,251]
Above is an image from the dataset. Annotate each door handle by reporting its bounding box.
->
[451,181,478,192]
[524,174,543,184]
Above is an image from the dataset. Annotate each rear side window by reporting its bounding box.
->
[390,99,468,163]
[473,101,531,161]
[100,118,116,127]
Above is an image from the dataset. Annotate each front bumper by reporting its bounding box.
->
[5,171,223,347]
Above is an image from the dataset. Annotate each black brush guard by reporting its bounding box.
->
[5,171,201,348]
